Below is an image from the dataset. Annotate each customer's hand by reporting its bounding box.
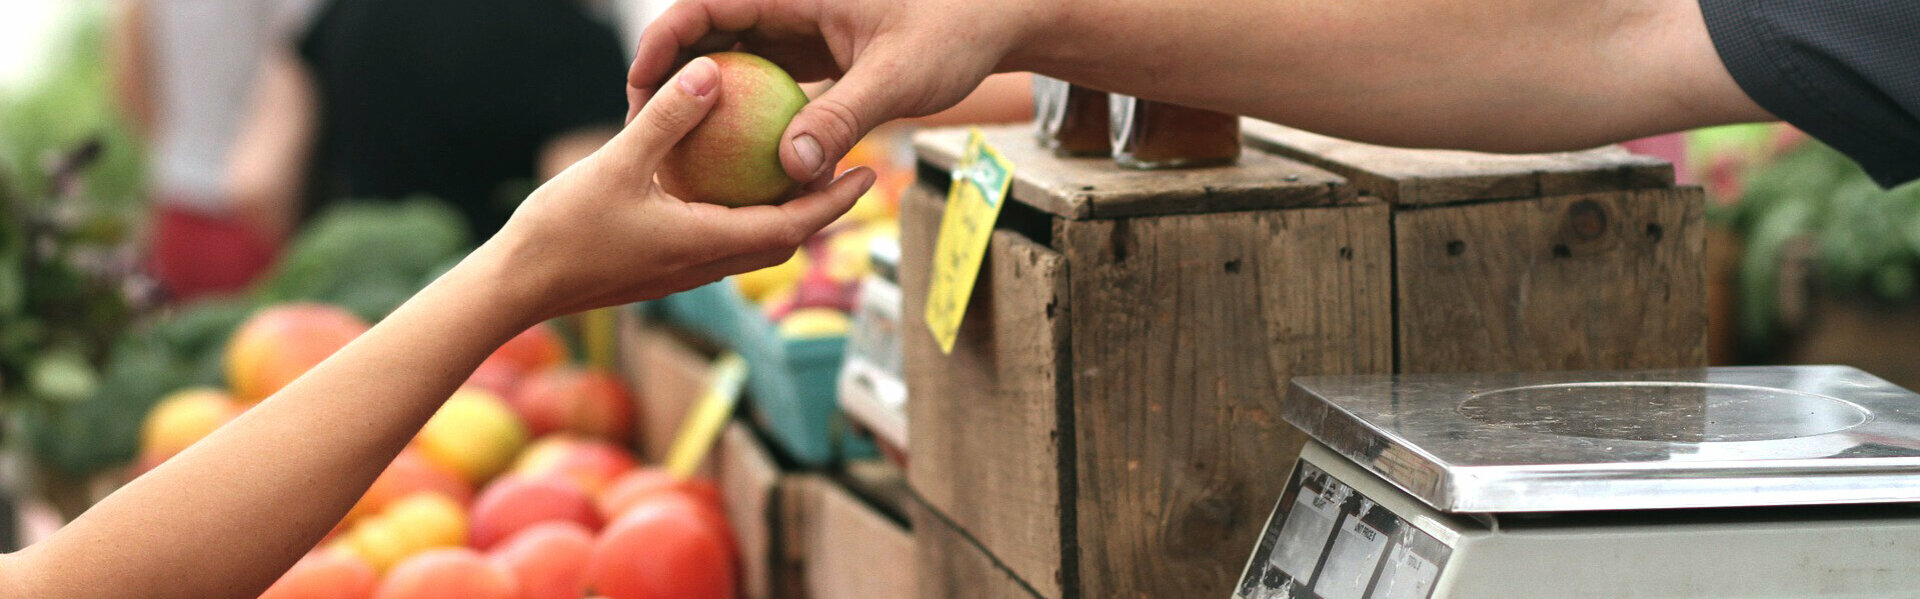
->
[488,56,876,323]
[627,0,1056,183]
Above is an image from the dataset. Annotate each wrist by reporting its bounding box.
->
[442,236,553,335]
[1002,0,1086,74]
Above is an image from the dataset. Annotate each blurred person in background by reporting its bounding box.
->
[111,0,316,301]
[229,0,630,242]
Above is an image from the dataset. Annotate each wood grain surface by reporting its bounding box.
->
[1242,119,1674,206]
[1394,188,1708,372]
[901,182,1071,598]
[1061,202,1394,599]
[914,125,1352,219]
[909,496,1047,599]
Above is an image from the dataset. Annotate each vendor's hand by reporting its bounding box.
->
[486,56,876,324]
[627,0,1057,183]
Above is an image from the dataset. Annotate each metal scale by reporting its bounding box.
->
[1234,366,1920,599]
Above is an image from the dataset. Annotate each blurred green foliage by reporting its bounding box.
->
[0,0,151,474]
[0,1,145,214]
[1724,140,1920,355]
[26,199,473,475]
[0,2,477,476]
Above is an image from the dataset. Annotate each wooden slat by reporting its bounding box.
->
[783,477,916,599]
[909,497,1046,599]
[914,126,1352,220]
[616,314,715,465]
[713,422,786,599]
[1061,202,1395,599]
[900,182,1070,599]
[839,459,912,523]
[1242,120,1674,206]
[1394,188,1708,373]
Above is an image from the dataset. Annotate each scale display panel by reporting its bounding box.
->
[1236,460,1451,599]
[1232,366,1920,599]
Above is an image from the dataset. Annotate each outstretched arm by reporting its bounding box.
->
[629,0,1770,181]
[0,56,875,599]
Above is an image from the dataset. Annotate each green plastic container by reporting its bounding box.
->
[640,281,874,466]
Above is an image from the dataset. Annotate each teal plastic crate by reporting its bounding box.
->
[639,280,874,466]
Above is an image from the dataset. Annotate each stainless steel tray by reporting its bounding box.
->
[1285,366,1920,513]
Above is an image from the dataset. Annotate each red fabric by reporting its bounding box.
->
[148,203,279,301]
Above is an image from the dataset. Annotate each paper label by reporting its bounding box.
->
[923,128,1013,354]
[664,352,748,478]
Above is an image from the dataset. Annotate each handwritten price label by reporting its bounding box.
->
[924,128,1014,354]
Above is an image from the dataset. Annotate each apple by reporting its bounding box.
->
[486,323,569,373]
[588,494,737,599]
[136,387,240,468]
[488,522,595,599]
[339,493,469,573]
[788,266,858,314]
[374,548,520,599]
[464,359,524,398]
[657,52,808,207]
[347,447,472,525]
[469,475,602,550]
[226,303,369,404]
[596,476,737,564]
[777,307,853,339]
[595,467,724,523]
[510,435,638,494]
[508,367,634,445]
[734,249,810,303]
[260,547,378,599]
[415,387,529,484]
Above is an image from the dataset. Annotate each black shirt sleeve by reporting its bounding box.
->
[1699,0,1920,188]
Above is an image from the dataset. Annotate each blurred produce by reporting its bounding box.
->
[7,198,472,481]
[1714,132,1920,358]
[109,294,741,597]
[729,134,905,344]
[225,304,369,404]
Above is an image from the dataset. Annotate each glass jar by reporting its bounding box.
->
[1032,76,1111,157]
[1109,94,1240,169]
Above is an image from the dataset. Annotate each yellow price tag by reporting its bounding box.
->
[925,128,1015,355]
[664,352,748,479]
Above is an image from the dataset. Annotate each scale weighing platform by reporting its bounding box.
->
[1234,366,1920,598]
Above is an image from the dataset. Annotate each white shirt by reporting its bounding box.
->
[145,0,314,209]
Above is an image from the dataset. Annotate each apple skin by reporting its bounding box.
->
[657,52,808,207]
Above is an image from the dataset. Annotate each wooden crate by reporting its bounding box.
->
[902,125,1393,599]
[616,312,717,465]
[901,123,1706,598]
[780,475,915,599]
[1241,121,1708,373]
[909,495,1044,599]
[711,422,787,599]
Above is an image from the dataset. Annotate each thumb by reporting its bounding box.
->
[604,56,721,177]
[778,60,912,183]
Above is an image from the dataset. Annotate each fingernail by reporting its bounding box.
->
[792,134,824,177]
[677,57,717,97]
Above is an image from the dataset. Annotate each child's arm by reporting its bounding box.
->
[0,56,873,599]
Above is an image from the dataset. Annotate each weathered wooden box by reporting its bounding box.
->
[901,125,1393,599]
[1240,121,1707,373]
[900,123,1705,598]
[780,472,916,599]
